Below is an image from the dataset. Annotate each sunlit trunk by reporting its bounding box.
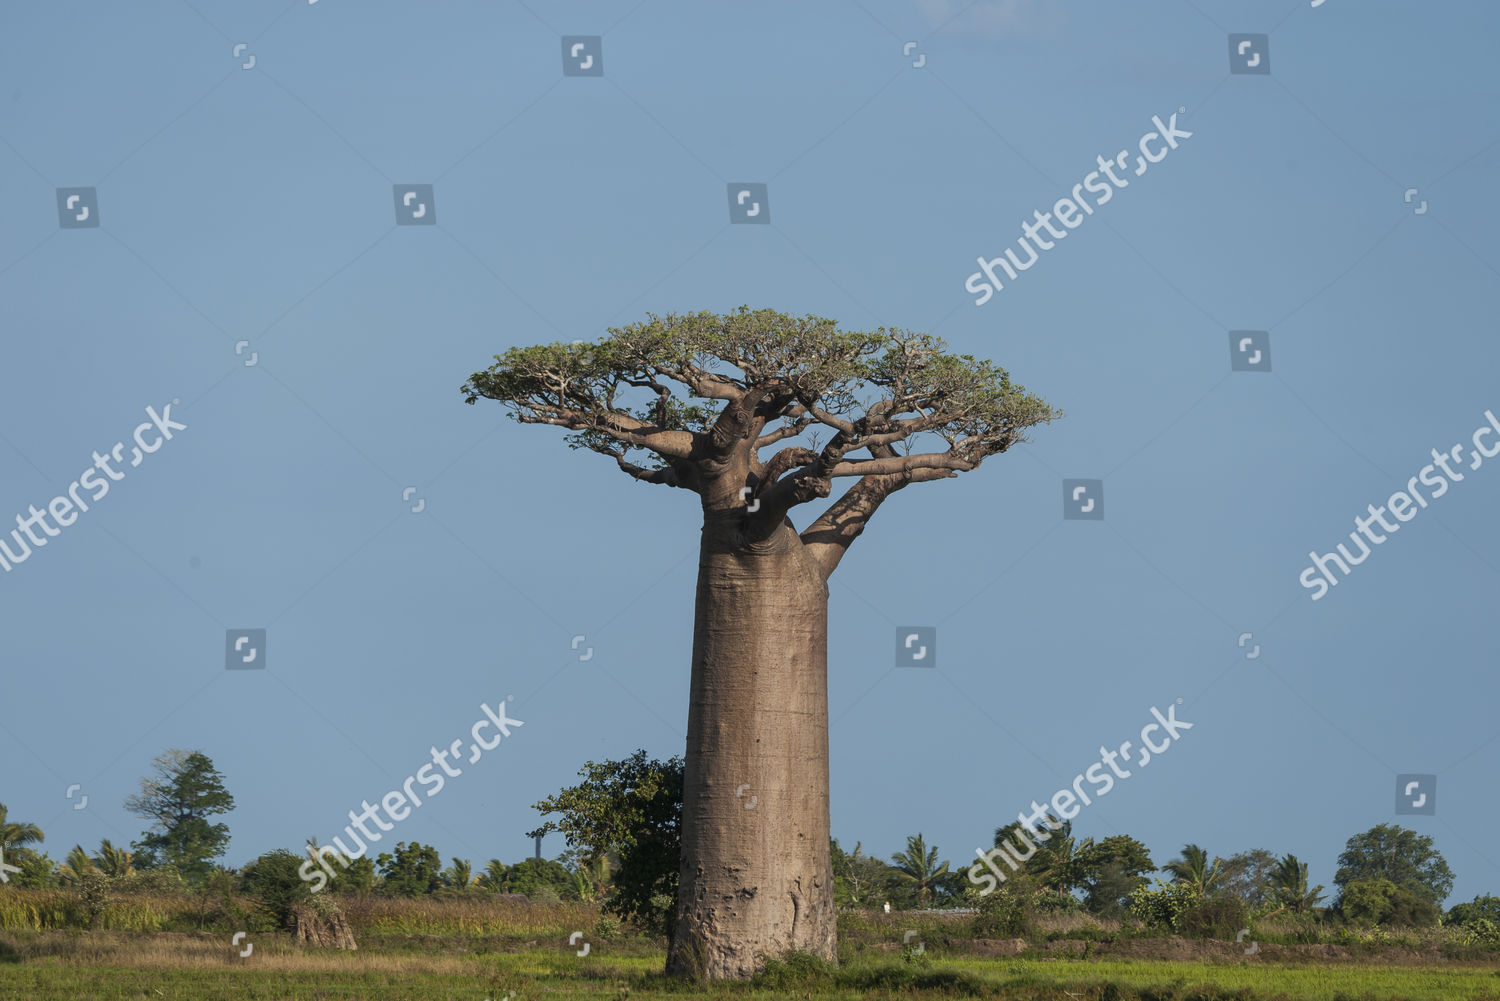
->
[666,513,836,979]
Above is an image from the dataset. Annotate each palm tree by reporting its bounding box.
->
[1165,844,1226,896]
[94,840,134,878]
[890,833,950,907]
[57,844,98,885]
[1032,831,1096,900]
[1266,853,1325,914]
[0,802,44,861]
[444,857,474,890]
[477,859,509,892]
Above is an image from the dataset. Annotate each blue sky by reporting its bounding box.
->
[2,0,1498,906]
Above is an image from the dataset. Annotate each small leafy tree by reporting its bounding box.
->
[1447,894,1500,927]
[1080,836,1155,917]
[533,751,682,934]
[375,842,443,896]
[1338,876,1441,927]
[240,849,314,930]
[831,839,889,907]
[125,749,235,883]
[1334,825,1454,908]
[1218,849,1278,910]
[1129,879,1203,931]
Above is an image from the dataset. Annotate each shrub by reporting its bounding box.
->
[1129,880,1202,931]
[1447,894,1500,927]
[239,850,314,930]
[1177,894,1249,940]
[972,876,1045,938]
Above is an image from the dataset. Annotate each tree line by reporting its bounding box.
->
[2,748,1496,946]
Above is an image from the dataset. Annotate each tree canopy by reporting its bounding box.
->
[124,749,235,882]
[1334,824,1454,906]
[463,308,1060,576]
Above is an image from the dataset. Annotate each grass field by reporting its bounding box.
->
[2,893,1497,1000]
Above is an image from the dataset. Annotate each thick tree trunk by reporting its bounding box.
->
[667,512,836,979]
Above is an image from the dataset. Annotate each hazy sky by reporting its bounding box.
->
[3,0,1497,906]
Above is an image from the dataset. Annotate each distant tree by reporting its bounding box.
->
[831,839,884,907]
[1164,844,1227,897]
[1265,853,1325,915]
[93,840,134,879]
[442,857,474,891]
[375,842,443,896]
[10,850,57,888]
[890,833,950,906]
[56,845,98,885]
[334,854,377,894]
[1447,894,1500,927]
[533,751,682,934]
[1218,849,1278,910]
[0,802,45,858]
[477,858,509,892]
[240,849,314,929]
[1079,835,1154,916]
[125,749,235,883]
[503,858,576,901]
[1334,825,1454,907]
[1338,876,1441,927]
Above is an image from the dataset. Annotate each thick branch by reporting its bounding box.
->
[824,452,975,477]
[515,408,694,459]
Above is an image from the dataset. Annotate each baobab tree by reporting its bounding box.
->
[462,308,1059,979]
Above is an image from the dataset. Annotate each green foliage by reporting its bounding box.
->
[440,857,473,891]
[93,840,133,878]
[8,849,57,889]
[1447,894,1500,927]
[1267,852,1326,914]
[330,854,376,894]
[1338,877,1442,927]
[239,849,314,930]
[0,803,45,858]
[375,842,443,897]
[1163,844,1226,897]
[971,874,1047,938]
[831,838,888,907]
[476,858,576,900]
[1129,879,1203,931]
[461,309,1061,474]
[73,873,112,929]
[989,820,1153,916]
[1218,849,1278,910]
[55,845,97,886]
[125,749,235,884]
[532,750,682,936]
[888,833,950,906]
[1176,894,1250,940]
[1334,824,1453,907]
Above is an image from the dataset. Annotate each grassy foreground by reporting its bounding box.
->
[2,894,1499,1000]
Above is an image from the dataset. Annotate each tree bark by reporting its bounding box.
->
[666,511,836,979]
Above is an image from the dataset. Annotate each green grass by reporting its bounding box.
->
[2,890,1498,1000]
[2,934,1499,1000]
